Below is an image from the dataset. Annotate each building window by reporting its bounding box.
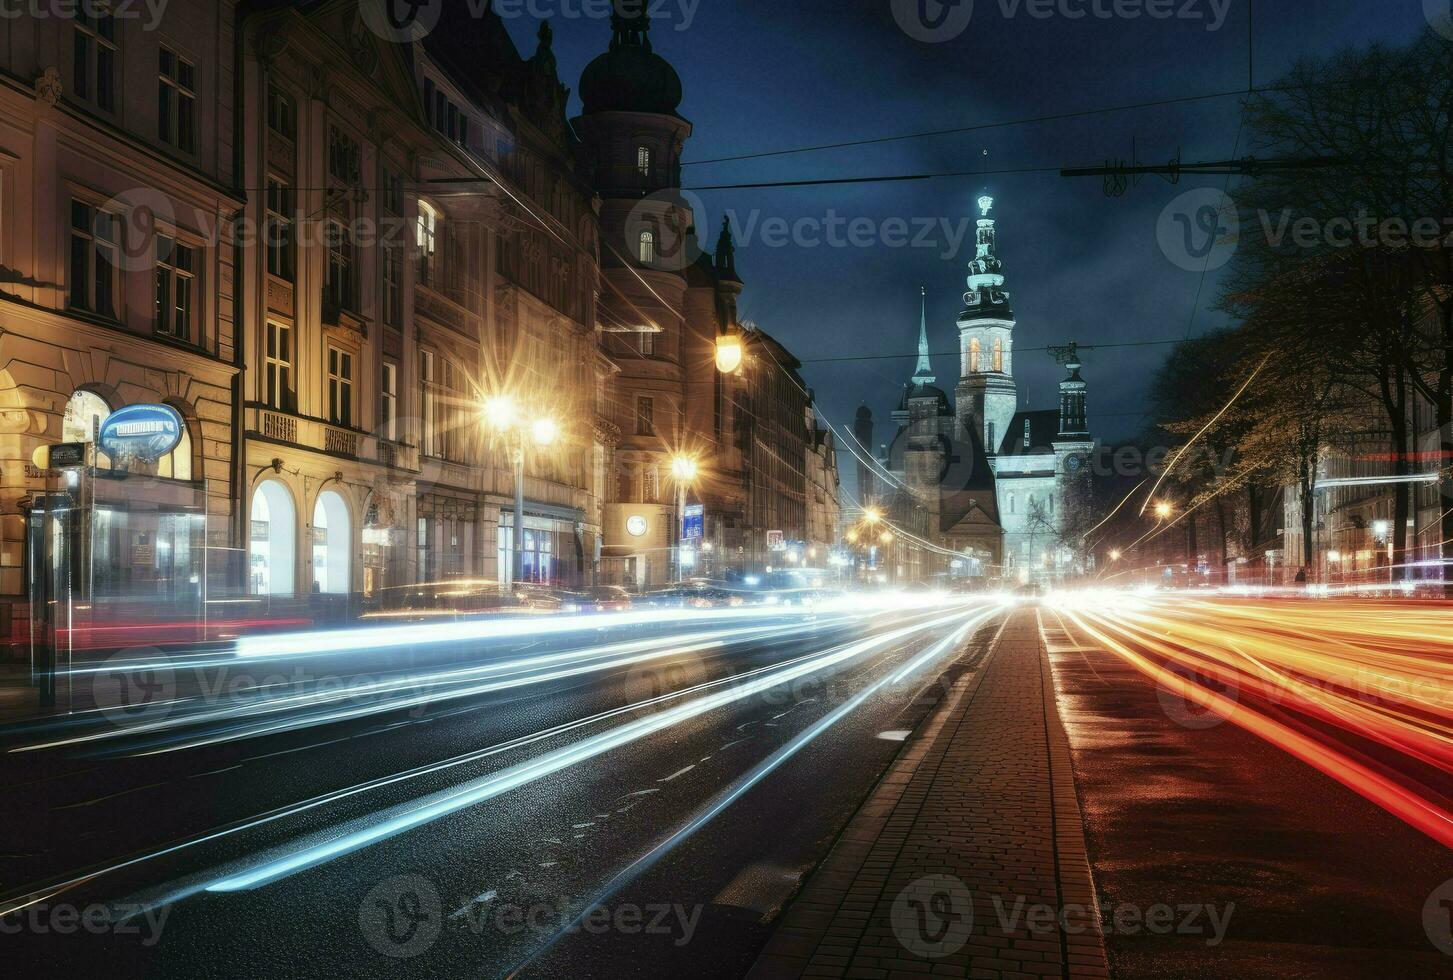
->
[265,177,294,281]
[154,235,195,342]
[993,337,1004,372]
[328,125,360,184]
[968,338,981,374]
[986,421,996,451]
[327,346,353,426]
[267,86,296,142]
[264,321,296,412]
[383,242,403,326]
[381,361,398,442]
[636,146,651,176]
[69,202,118,317]
[73,7,117,113]
[158,48,196,153]
[156,416,193,481]
[420,350,438,457]
[325,219,356,311]
[417,201,438,286]
[639,331,656,356]
[635,396,655,436]
[62,389,113,469]
[638,230,654,264]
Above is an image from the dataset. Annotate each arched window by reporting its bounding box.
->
[416,200,438,284]
[312,490,351,595]
[636,145,652,176]
[251,480,296,596]
[968,338,981,374]
[156,418,193,481]
[639,229,655,264]
[61,389,112,469]
[993,338,1004,372]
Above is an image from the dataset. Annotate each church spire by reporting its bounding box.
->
[609,0,652,52]
[912,285,935,385]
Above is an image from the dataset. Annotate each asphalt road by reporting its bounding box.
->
[0,598,1003,978]
[1038,596,1453,978]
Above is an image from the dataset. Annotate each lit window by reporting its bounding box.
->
[417,201,438,285]
[157,418,192,481]
[420,351,438,457]
[380,362,398,442]
[61,389,112,469]
[639,331,656,356]
[639,230,654,264]
[327,346,353,426]
[154,235,195,342]
[158,47,196,153]
[264,321,295,413]
[993,337,1004,372]
[968,338,981,373]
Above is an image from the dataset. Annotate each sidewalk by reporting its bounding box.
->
[749,608,1109,980]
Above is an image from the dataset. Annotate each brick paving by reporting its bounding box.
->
[748,608,1110,980]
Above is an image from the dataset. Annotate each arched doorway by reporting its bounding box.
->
[312,490,351,595]
[250,481,296,595]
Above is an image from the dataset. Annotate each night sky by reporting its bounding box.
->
[499,0,1432,499]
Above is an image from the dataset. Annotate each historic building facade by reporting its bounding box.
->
[880,196,1094,582]
[0,3,243,628]
[235,1,608,603]
[577,11,836,586]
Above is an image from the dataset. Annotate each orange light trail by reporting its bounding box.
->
[1051,593,1453,850]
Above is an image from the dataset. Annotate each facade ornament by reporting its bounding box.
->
[34,67,61,107]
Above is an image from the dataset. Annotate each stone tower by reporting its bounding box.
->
[955,194,1018,454]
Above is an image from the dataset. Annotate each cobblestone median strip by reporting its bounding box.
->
[749,608,1110,979]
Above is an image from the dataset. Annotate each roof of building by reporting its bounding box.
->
[995,409,1061,457]
[940,420,1002,534]
[579,11,684,117]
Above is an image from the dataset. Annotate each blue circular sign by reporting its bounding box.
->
[98,404,185,462]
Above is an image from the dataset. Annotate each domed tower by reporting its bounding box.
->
[577,4,697,586]
[955,194,1018,455]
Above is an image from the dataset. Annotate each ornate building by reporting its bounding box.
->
[881,196,1094,582]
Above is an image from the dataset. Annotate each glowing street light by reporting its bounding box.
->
[482,395,561,585]
[715,332,744,374]
[864,507,883,524]
[671,454,699,583]
[880,531,894,545]
[846,530,859,544]
[1109,549,1122,562]
[1154,501,1174,521]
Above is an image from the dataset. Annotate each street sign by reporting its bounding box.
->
[682,504,704,542]
[98,403,185,462]
[767,530,785,552]
[31,442,87,470]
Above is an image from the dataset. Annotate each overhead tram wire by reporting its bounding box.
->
[795,337,1185,366]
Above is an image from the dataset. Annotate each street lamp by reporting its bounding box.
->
[1154,501,1174,521]
[484,395,560,586]
[1109,549,1122,562]
[880,531,894,545]
[864,507,882,524]
[715,331,744,374]
[671,454,699,583]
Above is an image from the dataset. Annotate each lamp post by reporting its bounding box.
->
[483,396,558,586]
[671,454,698,583]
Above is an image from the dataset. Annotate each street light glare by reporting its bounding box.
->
[483,395,516,431]
[671,456,699,481]
[715,334,744,374]
[1154,502,1173,520]
[864,507,882,524]
[531,418,560,447]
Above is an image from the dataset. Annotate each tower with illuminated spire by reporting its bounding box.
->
[955,194,1018,454]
